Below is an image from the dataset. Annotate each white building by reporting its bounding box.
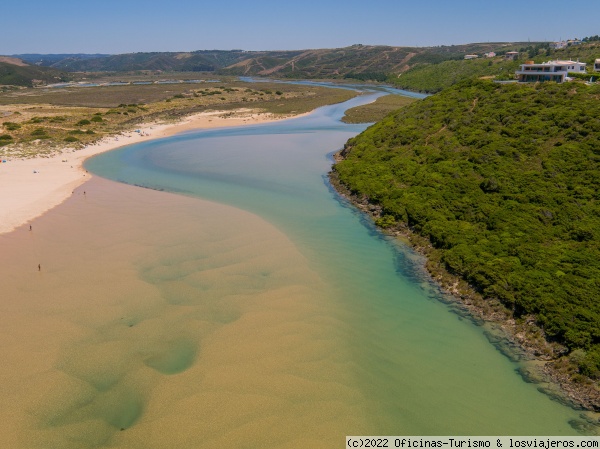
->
[484,52,496,58]
[464,54,479,60]
[595,59,600,72]
[516,60,587,83]
[505,51,519,60]
[558,60,587,72]
[552,41,567,50]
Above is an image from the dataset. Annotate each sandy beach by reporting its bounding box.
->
[0,109,304,235]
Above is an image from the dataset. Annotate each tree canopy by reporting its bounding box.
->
[334,79,600,378]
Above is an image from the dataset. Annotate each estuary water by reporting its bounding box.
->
[0,93,593,448]
[85,94,593,436]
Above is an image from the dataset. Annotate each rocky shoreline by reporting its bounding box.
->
[328,149,600,422]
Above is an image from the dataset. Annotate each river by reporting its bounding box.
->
[86,93,594,437]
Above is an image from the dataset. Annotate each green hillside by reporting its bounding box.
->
[0,61,70,87]
[24,43,532,83]
[220,43,529,80]
[333,79,600,386]
[390,41,600,93]
[221,45,415,79]
[390,58,521,93]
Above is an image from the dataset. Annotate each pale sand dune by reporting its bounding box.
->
[0,109,307,235]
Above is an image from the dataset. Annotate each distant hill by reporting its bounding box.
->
[0,58,71,87]
[9,40,591,91]
[6,43,532,82]
[219,43,530,80]
[220,46,413,80]
[0,56,29,67]
[12,54,111,67]
[43,50,253,72]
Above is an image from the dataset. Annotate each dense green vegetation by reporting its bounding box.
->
[334,79,600,379]
[390,59,520,93]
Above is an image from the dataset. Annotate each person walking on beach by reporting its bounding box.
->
[38,264,41,271]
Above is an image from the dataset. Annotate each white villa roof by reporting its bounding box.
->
[523,60,586,67]
[551,60,585,65]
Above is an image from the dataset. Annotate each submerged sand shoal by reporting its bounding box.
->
[0,177,368,448]
[0,109,307,235]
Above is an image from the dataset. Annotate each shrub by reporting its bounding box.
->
[91,116,103,122]
[3,122,21,131]
[64,136,79,143]
[375,215,397,228]
[31,128,47,136]
[77,119,91,126]
[0,134,13,146]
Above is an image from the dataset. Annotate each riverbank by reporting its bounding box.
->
[0,109,307,235]
[328,150,600,418]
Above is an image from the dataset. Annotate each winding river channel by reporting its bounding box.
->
[87,89,595,438]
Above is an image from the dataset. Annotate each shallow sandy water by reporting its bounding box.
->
[0,177,368,448]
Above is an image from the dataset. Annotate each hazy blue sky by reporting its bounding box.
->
[3,0,598,54]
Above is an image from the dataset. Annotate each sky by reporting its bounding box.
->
[2,0,599,55]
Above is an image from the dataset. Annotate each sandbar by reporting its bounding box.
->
[0,109,307,235]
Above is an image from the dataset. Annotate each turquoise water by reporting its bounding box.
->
[86,94,593,436]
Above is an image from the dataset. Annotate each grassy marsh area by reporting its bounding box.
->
[341,94,417,123]
[0,78,357,158]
